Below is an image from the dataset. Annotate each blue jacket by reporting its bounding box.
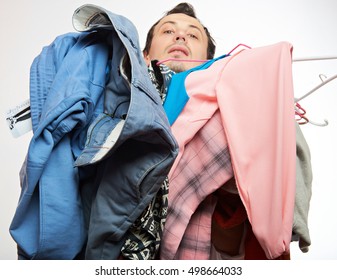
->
[10,4,178,259]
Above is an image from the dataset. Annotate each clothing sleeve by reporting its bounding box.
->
[292,123,313,252]
[10,32,109,259]
[215,42,296,259]
[29,33,80,131]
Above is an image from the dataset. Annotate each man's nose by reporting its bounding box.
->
[175,32,186,43]
[175,36,186,42]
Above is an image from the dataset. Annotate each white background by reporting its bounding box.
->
[0,0,336,260]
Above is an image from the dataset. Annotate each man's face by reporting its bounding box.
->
[144,13,209,72]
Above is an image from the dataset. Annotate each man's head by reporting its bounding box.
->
[143,2,216,72]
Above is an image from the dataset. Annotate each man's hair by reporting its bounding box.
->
[143,2,216,59]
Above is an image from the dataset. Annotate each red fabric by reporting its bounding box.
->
[212,187,291,260]
[244,222,291,260]
[212,186,247,228]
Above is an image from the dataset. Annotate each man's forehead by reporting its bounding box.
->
[156,13,205,32]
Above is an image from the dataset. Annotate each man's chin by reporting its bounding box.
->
[166,61,187,73]
[166,59,205,72]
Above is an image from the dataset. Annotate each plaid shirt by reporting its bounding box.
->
[160,110,234,259]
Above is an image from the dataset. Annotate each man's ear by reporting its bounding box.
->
[143,51,151,66]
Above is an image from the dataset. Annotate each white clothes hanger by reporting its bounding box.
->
[293,55,337,62]
[293,56,337,127]
[295,73,337,103]
[294,72,337,127]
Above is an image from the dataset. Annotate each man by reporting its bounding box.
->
[141,2,247,260]
[143,2,216,73]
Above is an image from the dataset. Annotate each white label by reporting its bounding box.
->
[5,99,32,138]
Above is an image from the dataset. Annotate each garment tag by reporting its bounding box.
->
[5,99,32,138]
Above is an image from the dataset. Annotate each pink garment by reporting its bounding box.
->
[160,110,233,260]
[160,42,296,259]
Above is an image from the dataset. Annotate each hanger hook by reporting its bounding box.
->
[319,74,327,82]
[309,118,329,127]
[295,102,329,127]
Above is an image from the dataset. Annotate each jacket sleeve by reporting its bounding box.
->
[10,32,109,259]
[216,42,296,259]
[29,32,80,131]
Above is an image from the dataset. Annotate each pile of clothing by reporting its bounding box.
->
[9,4,312,260]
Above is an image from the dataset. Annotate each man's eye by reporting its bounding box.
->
[163,30,174,34]
[188,34,198,39]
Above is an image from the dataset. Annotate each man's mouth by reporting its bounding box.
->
[168,46,189,56]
